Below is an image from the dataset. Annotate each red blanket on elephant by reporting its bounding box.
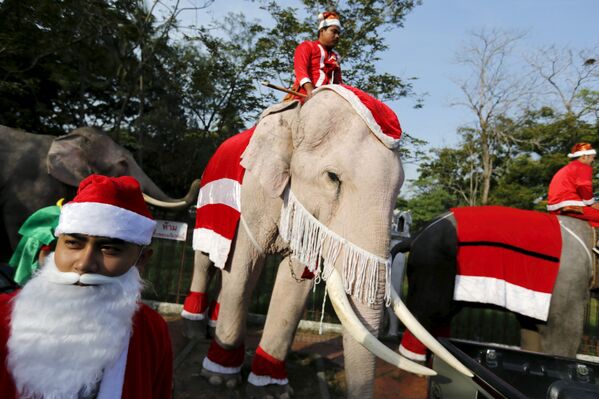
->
[452,206,562,321]
[193,126,256,269]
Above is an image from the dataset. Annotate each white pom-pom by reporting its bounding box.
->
[318,12,324,21]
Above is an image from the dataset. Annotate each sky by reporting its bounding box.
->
[168,0,599,195]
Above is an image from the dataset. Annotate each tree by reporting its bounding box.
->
[248,0,421,101]
[451,29,530,205]
[526,45,599,119]
[0,0,426,196]
[398,177,457,232]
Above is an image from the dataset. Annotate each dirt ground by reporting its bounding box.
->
[165,315,429,399]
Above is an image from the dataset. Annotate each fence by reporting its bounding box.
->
[143,208,599,355]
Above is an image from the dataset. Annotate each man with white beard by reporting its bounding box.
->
[0,174,173,399]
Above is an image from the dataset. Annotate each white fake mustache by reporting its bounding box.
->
[45,271,121,286]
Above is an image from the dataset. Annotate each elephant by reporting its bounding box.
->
[385,210,412,337]
[0,125,199,262]
[180,85,472,399]
[393,207,595,361]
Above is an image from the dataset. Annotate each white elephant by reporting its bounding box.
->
[181,85,471,398]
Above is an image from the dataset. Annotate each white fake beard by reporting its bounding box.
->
[7,253,143,399]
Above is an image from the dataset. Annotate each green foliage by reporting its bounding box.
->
[408,109,599,218]
[398,177,457,232]
[0,0,422,196]
[251,0,421,100]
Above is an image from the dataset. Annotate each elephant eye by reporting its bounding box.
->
[327,171,340,184]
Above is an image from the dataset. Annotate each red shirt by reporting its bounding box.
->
[547,160,595,211]
[0,292,173,399]
[292,40,342,99]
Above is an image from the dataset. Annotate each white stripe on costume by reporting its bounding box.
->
[192,228,232,269]
[453,275,552,321]
[97,339,129,399]
[202,356,242,374]
[181,309,207,321]
[547,199,588,211]
[398,344,427,362]
[299,77,312,87]
[316,44,326,87]
[197,178,241,211]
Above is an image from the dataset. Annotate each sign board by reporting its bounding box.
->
[153,220,188,242]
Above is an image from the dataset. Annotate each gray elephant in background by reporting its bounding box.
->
[0,125,199,261]
[394,210,594,359]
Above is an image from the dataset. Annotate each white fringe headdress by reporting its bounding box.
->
[280,189,391,306]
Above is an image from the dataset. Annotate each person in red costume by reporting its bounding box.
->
[0,175,172,399]
[547,142,599,253]
[289,10,342,101]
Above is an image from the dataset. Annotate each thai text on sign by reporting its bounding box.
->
[153,220,188,241]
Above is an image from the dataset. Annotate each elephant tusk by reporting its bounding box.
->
[142,179,200,210]
[143,193,187,209]
[326,269,437,376]
[389,286,474,378]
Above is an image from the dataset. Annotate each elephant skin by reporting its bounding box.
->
[397,210,593,358]
[189,90,405,398]
[0,125,197,261]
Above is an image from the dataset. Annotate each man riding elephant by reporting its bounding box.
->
[287,10,342,102]
[547,142,599,253]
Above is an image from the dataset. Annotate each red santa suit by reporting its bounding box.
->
[547,159,599,227]
[291,40,342,100]
[0,291,173,399]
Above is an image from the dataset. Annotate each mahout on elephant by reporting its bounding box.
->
[179,85,472,398]
[0,125,199,262]
[394,205,595,362]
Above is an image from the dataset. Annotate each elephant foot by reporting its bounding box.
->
[182,318,207,340]
[200,367,242,388]
[246,383,294,399]
[206,325,216,339]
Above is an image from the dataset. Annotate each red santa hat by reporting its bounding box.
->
[568,142,596,158]
[318,11,341,30]
[54,175,156,245]
[314,84,402,149]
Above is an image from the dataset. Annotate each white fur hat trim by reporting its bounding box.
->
[313,85,401,150]
[568,149,596,158]
[318,18,340,30]
[55,202,156,245]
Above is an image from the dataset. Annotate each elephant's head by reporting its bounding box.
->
[47,127,198,209]
[242,86,472,379]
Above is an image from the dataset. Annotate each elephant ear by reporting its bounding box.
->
[47,130,94,186]
[241,100,301,198]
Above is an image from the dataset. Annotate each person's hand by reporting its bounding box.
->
[591,202,599,211]
[304,83,315,101]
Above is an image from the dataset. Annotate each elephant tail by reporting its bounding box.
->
[391,238,412,256]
